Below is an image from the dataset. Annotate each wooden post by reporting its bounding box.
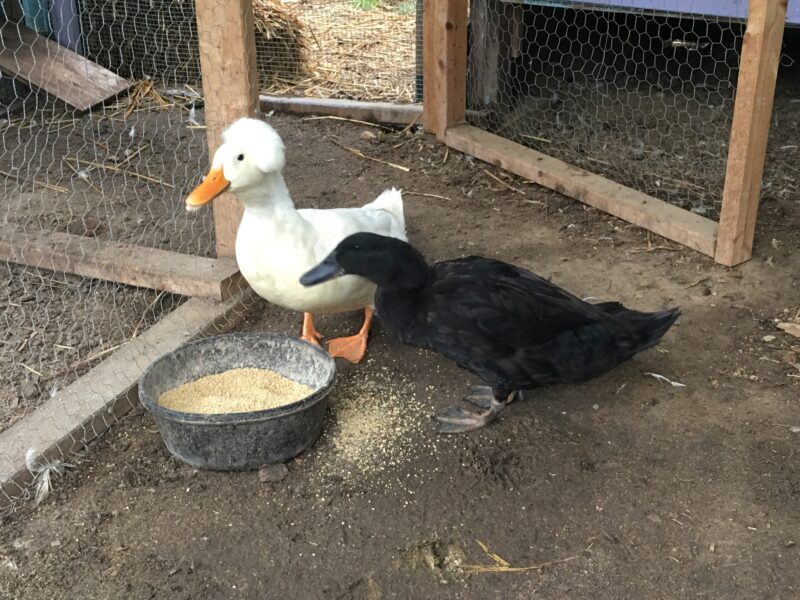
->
[715,0,787,266]
[195,0,259,257]
[423,0,468,140]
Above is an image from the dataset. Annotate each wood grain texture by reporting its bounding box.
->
[0,224,246,301]
[260,95,422,125]
[423,0,468,139]
[716,0,787,266]
[445,125,718,255]
[195,0,260,257]
[0,26,130,112]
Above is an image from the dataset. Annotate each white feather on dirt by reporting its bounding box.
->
[25,448,73,507]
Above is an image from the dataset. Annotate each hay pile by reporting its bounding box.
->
[79,0,309,87]
[253,0,309,86]
[264,0,417,102]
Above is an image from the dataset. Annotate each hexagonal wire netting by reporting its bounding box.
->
[0,0,418,508]
[466,0,800,220]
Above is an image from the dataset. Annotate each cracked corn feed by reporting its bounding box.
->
[158,368,313,414]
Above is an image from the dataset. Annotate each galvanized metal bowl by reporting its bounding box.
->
[138,332,336,470]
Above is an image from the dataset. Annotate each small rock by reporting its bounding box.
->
[592,404,599,410]
[259,463,288,483]
[786,540,796,547]
[646,514,662,524]
[790,426,800,434]
[21,382,38,400]
[763,335,776,342]
[360,130,379,143]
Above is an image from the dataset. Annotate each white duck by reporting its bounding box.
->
[184,117,406,363]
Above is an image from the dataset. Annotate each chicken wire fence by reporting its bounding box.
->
[1,0,417,509]
[73,0,419,102]
[466,0,800,220]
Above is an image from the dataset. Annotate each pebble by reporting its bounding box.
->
[259,463,288,483]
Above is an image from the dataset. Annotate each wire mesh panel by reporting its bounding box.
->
[0,0,266,508]
[466,0,756,218]
[77,0,418,102]
[263,0,419,102]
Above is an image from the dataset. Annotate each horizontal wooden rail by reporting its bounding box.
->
[260,95,423,125]
[0,225,246,301]
[445,125,719,256]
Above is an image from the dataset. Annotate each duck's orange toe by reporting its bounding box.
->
[327,334,368,363]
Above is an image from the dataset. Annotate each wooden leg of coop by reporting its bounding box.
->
[423,0,468,139]
[195,0,260,258]
[715,0,787,267]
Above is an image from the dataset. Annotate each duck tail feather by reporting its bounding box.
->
[627,307,681,353]
[363,187,406,239]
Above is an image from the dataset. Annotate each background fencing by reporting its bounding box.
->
[466,0,800,221]
[0,0,418,508]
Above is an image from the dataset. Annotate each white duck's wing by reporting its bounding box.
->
[297,188,407,252]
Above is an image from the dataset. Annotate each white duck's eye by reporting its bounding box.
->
[237,154,245,161]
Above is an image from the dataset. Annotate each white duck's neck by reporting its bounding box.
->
[235,172,297,218]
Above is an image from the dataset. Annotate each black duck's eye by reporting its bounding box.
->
[237,154,245,161]
[353,244,361,250]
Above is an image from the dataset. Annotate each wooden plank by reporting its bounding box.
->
[0,224,246,301]
[195,0,260,258]
[0,26,130,112]
[423,0,468,139]
[259,95,423,125]
[468,0,501,111]
[716,0,787,267]
[445,124,719,256]
[0,291,258,508]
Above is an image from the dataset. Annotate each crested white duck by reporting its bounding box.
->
[184,117,406,363]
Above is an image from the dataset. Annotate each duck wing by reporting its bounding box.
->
[429,256,603,343]
[416,257,606,387]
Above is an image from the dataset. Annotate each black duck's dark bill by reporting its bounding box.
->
[300,254,345,287]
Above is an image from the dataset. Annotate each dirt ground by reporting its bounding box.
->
[1,113,799,599]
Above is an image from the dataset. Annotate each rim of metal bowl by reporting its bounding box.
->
[138,332,337,426]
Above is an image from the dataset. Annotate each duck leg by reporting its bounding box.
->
[301,312,323,347]
[327,307,374,363]
[434,386,521,434]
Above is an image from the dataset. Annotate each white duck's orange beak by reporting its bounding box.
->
[185,166,230,211]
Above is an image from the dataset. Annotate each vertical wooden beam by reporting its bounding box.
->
[715,0,787,266]
[195,0,259,257]
[423,0,468,140]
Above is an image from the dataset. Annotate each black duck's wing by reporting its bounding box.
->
[428,257,602,345]
[420,257,605,385]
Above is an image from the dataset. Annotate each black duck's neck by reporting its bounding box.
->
[373,243,430,291]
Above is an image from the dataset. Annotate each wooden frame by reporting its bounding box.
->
[260,96,423,125]
[421,0,788,266]
[195,0,260,258]
[0,225,245,301]
[715,0,788,265]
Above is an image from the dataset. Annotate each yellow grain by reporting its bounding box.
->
[158,368,313,414]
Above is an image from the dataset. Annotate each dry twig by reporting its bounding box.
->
[329,138,409,172]
[464,539,590,574]
[483,169,525,195]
